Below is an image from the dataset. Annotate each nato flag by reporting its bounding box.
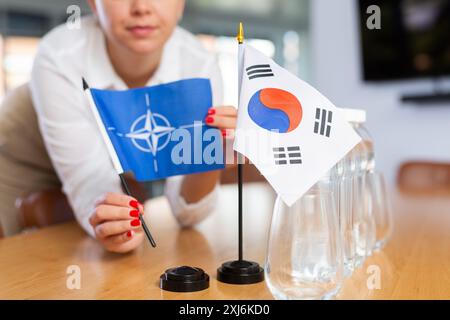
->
[90,78,224,181]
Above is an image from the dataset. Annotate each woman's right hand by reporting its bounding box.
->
[89,193,146,253]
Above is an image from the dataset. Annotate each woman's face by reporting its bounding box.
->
[89,0,185,55]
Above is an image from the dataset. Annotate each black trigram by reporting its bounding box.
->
[273,146,302,165]
[314,108,333,137]
[246,64,274,80]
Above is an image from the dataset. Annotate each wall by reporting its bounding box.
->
[310,0,450,184]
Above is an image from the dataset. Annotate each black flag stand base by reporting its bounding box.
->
[160,266,210,292]
[217,260,264,285]
[217,162,264,285]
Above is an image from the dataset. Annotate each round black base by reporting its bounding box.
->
[160,266,209,292]
[217,260,264,285]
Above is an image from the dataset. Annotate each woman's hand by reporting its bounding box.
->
[205,106,248,167]
[89,193,145,253]
[206,106,238,167]
[205,106,237,136]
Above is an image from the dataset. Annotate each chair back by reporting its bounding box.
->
[398,161,450,194]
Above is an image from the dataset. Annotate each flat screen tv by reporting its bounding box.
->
[358,0,450,81]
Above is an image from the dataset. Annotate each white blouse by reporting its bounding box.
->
[30,16,223,237]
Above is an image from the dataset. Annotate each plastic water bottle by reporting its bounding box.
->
[342,108,376,265]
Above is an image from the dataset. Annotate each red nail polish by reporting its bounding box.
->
[131,219,141,227]
[129,200,138,208]
[127,230,133,238]
[130,209,139,218]
[205,116,214,124]
[221,129,227,137]
[207,109,215,115]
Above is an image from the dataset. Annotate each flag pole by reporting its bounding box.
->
[82,78,156,248]
[216,23,264,284]
[118,174,156,247]
[237,22,244,262]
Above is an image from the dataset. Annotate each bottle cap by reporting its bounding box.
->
[341,108,366,123]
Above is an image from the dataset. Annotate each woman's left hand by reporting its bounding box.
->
[205,106,237,136]
[204,106,249,167]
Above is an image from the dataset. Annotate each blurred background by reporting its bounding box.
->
[0,0,449,187]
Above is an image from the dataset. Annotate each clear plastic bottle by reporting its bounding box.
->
[318,109,377,274]
[322,145,353,277]
[342,109,376,265]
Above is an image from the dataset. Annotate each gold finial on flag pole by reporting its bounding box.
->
[237,22,244,44]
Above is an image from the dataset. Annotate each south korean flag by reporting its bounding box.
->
[234,44,361,206]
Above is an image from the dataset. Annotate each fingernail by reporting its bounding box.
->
[207,109,215,115]
[130,209,139,218]
[205,116,214,124]
[127,230,133,238]
[131,219,141,227]
[221,129,227,137]
[129,200,138,208]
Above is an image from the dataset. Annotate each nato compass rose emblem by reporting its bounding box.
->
[108,93,202,173]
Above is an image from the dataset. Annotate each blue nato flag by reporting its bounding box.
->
[89,78,225,181]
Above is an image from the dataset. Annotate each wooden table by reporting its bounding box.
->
[0,184,449,299]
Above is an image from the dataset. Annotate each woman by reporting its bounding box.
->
[30,0,236,253]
